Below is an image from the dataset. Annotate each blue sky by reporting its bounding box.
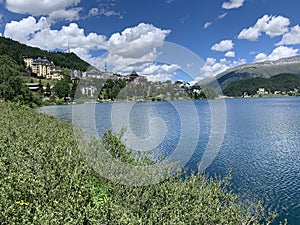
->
[0,0,300,82]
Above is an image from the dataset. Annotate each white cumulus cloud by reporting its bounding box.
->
[222,0,245,9]
[276,25,300,46]
[201,57,246,77]
[6,0,80,16]
[106,23,171,72]
[225,51,235,57]
[142,63,180,82]
[254,53,268,62]
[5,0,82,23]
[238,15,290,41]
[4,16,50,43]
[254,46,299,62]
[4,17,174,81]
[4,16,106,54]
[47,8,82,24]
[94,23,173,80]
[211,40,234,52]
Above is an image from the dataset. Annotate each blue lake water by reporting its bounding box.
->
[37,97,300,224]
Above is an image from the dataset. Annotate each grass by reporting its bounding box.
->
[23,76,58,87]
[0,102,282,224]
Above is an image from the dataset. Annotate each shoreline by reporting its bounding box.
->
[40,94,299,107]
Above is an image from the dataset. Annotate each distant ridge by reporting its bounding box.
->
[230,55,300,69]
[207,56,300,90]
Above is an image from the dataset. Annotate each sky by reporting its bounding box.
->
[0,0,300,82]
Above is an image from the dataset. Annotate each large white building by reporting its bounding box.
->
[24,57,62,80]
[81,85,98,97]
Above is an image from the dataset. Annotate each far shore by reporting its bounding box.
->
[37,94,300,108]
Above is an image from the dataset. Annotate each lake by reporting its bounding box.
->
[37,97,300,224]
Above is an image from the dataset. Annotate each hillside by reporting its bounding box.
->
[0,37,90,71]
[209,56,300,90]
[0,54,42,107]
[223,73,300,97]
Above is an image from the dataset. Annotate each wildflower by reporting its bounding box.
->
[16,200,29,206]
[53,200,58,205]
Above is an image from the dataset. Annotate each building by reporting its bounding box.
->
[24,57,62,80]
[28,57,54,78]
[71,70,83,79]
[274,90,281,95]
[257,88,268,95]
[193,89,201,94]
[123,71,147,84]
[24,58,33,68]
[48,69,62,80]
[81,85,98,97]
[83,69,117,80]
[243,92,249,98]
[25,83,43,93]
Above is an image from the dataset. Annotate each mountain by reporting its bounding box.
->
[208,56,300,90]
[0,37,90,71]
[223,73,300,97]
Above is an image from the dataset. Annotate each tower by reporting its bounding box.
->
[67,40,70,54]
[104,61,107,72]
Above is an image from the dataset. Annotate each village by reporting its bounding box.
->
[22,56,204,102]
[242,87,299,98]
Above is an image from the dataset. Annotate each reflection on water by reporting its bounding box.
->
[37,97,300,224]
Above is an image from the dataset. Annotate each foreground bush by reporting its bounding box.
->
[0,103,280,224]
